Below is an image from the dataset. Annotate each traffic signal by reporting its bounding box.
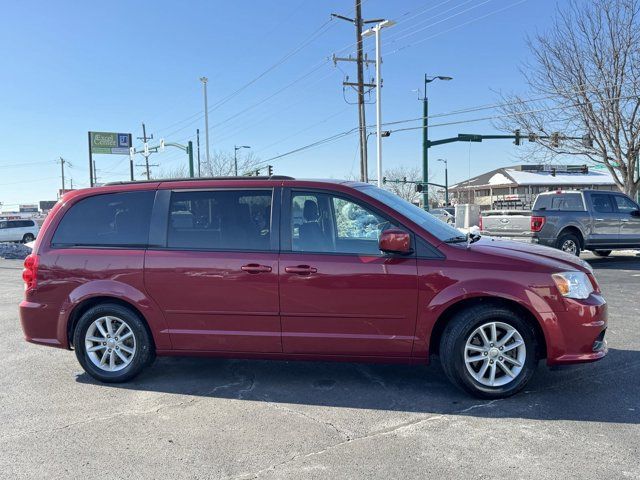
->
[382,176,387,184]
[581,134,593,148]
[514,129,521,146]
[267,165,273,176]
[415,184,424,193]
[528,132,538,142]
[402,177,407,183]
[551,167,557,177]
[550,132,560,148]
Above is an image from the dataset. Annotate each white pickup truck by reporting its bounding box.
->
[479,209,533,242]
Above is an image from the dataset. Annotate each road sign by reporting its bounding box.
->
[89,132,132,154]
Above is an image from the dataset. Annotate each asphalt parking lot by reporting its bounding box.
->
[1,254,639,479]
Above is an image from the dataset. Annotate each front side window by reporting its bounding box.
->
[168,189,272,251]
[291,191,396,255]
[614,195,638,212]
[355,185,461,242]
[52,191,155,247]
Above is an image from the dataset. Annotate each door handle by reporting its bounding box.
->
[594,218,604,221]
[285,265,318,275]
[241,264,273,274]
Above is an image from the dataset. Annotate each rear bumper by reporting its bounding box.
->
[19,300,66,349]
[531,236,556,248]
[480,232,534,243]
[545,293,608,365]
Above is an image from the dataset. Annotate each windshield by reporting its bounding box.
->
[356,185,464,242]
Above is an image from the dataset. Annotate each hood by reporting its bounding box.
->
[469,237,593,274]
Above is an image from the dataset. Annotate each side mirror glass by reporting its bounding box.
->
[379,228,412,255]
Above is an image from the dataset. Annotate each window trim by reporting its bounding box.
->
[281,187,433,258]
[158,187,280,253]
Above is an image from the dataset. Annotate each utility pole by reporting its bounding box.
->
[196,128,201,177]
[200,77,210,166]
[57,157,68,192]
[332,3,383,182]
[137,122,154,180]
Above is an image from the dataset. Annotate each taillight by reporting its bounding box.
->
[22,254,39,291]
[531,216,546,232]
[478,215,483,231]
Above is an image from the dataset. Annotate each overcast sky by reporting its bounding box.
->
[0,0,559,208]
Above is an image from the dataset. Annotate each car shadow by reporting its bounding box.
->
[76,347,640,424]
[586,254,640,270]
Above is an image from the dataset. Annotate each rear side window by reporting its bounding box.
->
[52,191,155,247]
[614,195,638,212]
[167,189,273,251]
[591,194,614,213]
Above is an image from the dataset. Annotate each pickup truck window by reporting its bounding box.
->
[614,195,638,212]
[533,193,584,211]
[592,194,614,213]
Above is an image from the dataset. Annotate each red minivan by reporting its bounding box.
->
[19,177,608,398]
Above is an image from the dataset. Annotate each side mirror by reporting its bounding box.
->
[379,228,412,255]
[631,210,640,218]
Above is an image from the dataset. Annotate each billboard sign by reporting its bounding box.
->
[19,204,39,213]
[89,132,131,154]
[39,201,57,211]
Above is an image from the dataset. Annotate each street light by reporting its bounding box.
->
[437,158,449,205]
[234,145,251,176]
[422,74,452,209]
[200,77,210,167]
[362,19,396,188]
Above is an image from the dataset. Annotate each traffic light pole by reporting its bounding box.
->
[422,79,429,210]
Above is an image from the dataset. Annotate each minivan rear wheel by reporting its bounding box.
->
[73,303,154,383]
[439,304,538,399]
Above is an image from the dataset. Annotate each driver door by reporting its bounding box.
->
[279,189,418,357]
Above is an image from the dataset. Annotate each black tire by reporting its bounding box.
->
[22,233,35,243]
[556,232,582,257]
[592,250,612,257]
[439,304,539,399]
[73,303,154,383]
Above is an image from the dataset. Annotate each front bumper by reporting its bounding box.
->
[545,293,608,365]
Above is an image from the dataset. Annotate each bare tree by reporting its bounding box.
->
[382,165,441,206]
[200,150,263,177]
[153,149,264,179]
[496,0,640,199]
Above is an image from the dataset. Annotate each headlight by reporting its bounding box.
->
[552,271,594,299]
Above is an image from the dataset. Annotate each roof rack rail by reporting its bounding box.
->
[105,175,294,186]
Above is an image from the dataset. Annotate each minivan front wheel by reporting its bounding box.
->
[73,303,154,383]
[439,304,538,399]
[22,233,35,243]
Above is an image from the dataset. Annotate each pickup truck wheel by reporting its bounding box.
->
[557,232,581,256]
[593,250,612,257]
[439,304,538,399]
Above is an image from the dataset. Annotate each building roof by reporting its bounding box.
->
[450,164,615,190]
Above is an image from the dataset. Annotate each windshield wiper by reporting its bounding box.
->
[444,235,467,243]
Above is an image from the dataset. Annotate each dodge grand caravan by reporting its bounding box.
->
[19,177,608,398]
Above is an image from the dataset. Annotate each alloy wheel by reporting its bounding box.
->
[464,321,526,387]
[84,316,136,372]
[561,240,578,254]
